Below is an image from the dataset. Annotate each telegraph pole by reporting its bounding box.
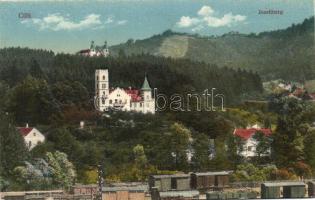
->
[97,164,104,200]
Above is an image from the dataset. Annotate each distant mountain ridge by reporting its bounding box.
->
[110,17,315,81]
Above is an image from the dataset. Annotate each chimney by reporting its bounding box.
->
[26,123,29,128]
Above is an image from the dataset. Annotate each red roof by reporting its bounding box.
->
[233,128,272,140]
[125,89,142,102]
[17,127,33,137]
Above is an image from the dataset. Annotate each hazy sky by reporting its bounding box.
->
[0,0,314,53]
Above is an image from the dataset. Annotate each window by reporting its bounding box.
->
[29,141,32,147]
[97,76,99,81]
[102,84,106,89]
[103,75,105,80]
[140,103,142,107]
[115,99,118,103]
[109,100,112,104]
[33,132,36,136]
[96,84,98,89]
[248,146,253,151]
[119,100,122,104]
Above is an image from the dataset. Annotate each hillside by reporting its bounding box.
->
[110,17,315,81]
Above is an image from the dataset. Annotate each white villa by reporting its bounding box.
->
[95,69,155,114]
[17,124,45,150]
[233,124,272,158]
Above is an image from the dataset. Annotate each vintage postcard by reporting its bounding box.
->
[0,0,315,199]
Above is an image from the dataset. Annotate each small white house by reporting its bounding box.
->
[17,124,45,150]
[233,124,272,158]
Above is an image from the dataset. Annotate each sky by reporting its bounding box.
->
[0,0,314,53]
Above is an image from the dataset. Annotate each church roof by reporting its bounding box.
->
[141,76,151,91]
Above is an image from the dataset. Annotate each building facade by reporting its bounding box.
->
[233,124,272,158]
[95,69,155,114]
[17,124,45,150]
[78,41,109,57]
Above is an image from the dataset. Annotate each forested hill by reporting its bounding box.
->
[0,48,262,113]
[110,16,315,81]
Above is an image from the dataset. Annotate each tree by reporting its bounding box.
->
[232,163,276,182]
[226,134,245,169]
[0,59,23,87]
[303,129,315,172]
[0,81,9,110]
[118,49,126,58]
[191,133,211,171]
[133,144,148,169]
[13,161,51,190]
[169,123,191,171]
[47,127,84,167]
[272,97,311,166]
[253,131,272,159]
[7,76,60,124]
[0,112,27,176]
[46,151,76,189]
[29,58,47,80]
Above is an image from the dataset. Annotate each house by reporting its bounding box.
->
[17,124,45,150]
[102,184,148,200]
[157,190,199,200]
[233,124,272,158]
[78,41,109,57]
[71,184,98,196]
[95,69,155,114]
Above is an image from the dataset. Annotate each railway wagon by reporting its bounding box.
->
[261,183,281,199]
[308,181,315,197]
[190,171,231,190]
[149,174,191,192]
[282,182,306,198]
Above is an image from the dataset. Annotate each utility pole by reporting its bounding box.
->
[97,164,104,200]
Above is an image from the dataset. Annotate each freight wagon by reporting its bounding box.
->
[261,182,306,199]
[190,171,231,191]
[308,180,315,197]
[149,174,191,192]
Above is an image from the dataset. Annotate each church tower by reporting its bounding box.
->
[141,75,155,114]
[95,69,109,111]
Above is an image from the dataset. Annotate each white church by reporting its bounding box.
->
[95,69,155,114]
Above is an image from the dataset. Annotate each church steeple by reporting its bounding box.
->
[141,75,151,91]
